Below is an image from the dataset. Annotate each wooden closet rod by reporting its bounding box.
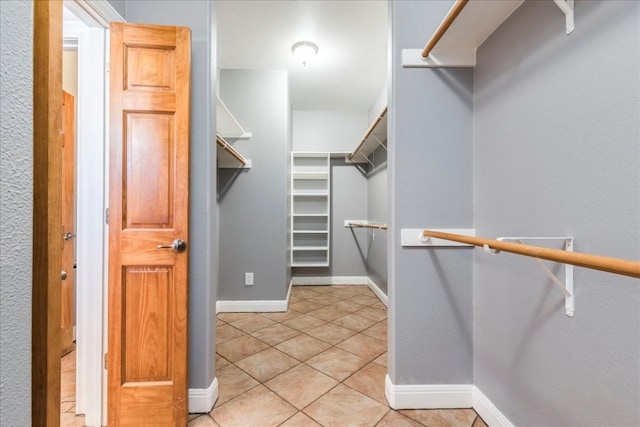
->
[423,229,640,279]
[216,135,247,166]
[422,0,469,58]
[348,107,387,160]
[350,222,388,230]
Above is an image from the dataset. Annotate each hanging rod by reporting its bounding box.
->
[421,0,469,58]
[422,230,640,279]
[216,134,247,167]
[347,221,388,230]
[348,107,387,161]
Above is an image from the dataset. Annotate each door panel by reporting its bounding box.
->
[108,22,190,427]
[61,90,75,356]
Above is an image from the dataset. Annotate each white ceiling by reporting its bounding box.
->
[216,0,388,112]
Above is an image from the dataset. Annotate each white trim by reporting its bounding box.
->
[472,386,514,427]
[366,277,388,307]
[216,280,292,313]
[188,377,218,413]
[64,0,125,28]
[292,275,369,285]
[75,26,107,427]
[385,375,473,409]
[384,377,514,427]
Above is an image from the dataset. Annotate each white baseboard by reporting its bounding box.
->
[216,280,292,313]
[367,277,388,307]
[385,375,473,409]
[292,276,369,285]
[472,386,514,427]
[384,376,514,427]
[188,377,218,413]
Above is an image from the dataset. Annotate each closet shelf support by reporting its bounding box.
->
[487,237,575,317]
[553,0,575,35]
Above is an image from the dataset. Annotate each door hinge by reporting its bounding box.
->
[105,208,109,225]
[104,353,108,370]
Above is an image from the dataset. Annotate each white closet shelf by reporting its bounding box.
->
[216,135,251,169]
[349,106,387,163]
[292,172,329,179]
[216,95,252,139]
[292,230,329,234]
[402,0,524,68]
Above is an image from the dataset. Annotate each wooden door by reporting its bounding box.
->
[61,90,75,356]
[108,22,191,427]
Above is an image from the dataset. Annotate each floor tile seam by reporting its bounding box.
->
[232,350,303,383]
[334,337,387,362]
[209,381,265,415]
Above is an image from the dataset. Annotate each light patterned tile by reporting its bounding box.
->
[216,323,245,344]
[306,347,368,381]
[333,299,366,313]
[344,362,388,405]
[229,315,277,333]
[215,354,232,370]
[332,313,377,332]
[304,285,335,294]
[307,306,349,322]
[235,348,299,382]
[306,323,357,345]
[275,334,332,361]
[473,415,489,427]
[372,352,388,367]
[281,314,327,332]
[348,294,382,306]
[308,295,341,306]
[214,364,259,406]
[400,408,478,427]
[355,306,387,322]
[289,300,326,314]
[337,333,387,361]
[376,410,423,427]
[188,414,220,427]
[216,312,256,323]
[211,385,297,427]
[291,288,322,300]
[265,364,338,409]
[303,384,388,427]
[60,413,86,427]
[261,310,300,322]
[361,320,387,341]
[249,323,300,346]
[216,335,270,363]
[279,411,323,427]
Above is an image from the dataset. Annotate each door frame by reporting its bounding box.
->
[34,1,123,426]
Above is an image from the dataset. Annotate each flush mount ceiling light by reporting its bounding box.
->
[291,41,319,67]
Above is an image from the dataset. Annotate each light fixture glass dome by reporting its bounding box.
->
[291,41,319,67]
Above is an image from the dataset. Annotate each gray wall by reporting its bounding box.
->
[366,147,388,293]
[0,2,33,424]
[473,1,640,425]
[293,111,367,153]
[218,69,290,301]
[122,0,218,390]
[388,0,474,385]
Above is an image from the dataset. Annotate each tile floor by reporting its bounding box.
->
[61,284,487,426]
[190,285,488,427]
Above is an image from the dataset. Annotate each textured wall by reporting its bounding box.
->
[0,1,33,424]
[473,1,640,425]
[388,0,474,385]
[123,0,218,390]
[218,69,289,301]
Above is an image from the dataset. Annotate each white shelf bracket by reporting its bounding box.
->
[359,152,375,167]
[371,135,387,151]
[496,237,575,317]
[553,0,575,35]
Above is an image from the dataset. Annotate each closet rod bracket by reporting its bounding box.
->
[553,0,575,35]
[494,237,574,317]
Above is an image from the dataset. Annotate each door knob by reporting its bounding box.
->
[63,231,75,241]
[156,238,187,253]
[61,270,67,280]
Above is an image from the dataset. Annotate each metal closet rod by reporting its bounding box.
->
[348,107,387,161]
[216,135,247,166]
[422,0,470,58]
[422,229,640,279]
[349,222,388,230]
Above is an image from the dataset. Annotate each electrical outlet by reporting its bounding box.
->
[244,272,254,286]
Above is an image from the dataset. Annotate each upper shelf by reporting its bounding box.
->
[216,95,252,139]
[216,135,251,169]
[403,0,575,68]
[349,106,387,163]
